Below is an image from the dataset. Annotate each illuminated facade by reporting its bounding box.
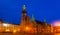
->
[0,5,53,34]
[20,5,53,33]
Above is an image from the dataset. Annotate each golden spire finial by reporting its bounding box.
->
[23,5,26,10]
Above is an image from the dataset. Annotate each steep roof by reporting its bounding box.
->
[35,20,51,26]
[35,20,43,25]
[0,19,3,22]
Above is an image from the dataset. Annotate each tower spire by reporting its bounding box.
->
[23,5,26,10]
[31,14,35,21]
[44,18,47,25]
[44,18,46,23]
[22,5,27,16]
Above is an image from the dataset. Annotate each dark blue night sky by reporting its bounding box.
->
[0,0,60,24]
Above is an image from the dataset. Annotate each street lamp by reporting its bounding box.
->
[36,24,38,35]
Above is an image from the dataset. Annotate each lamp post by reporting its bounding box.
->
[36,24,38,35]
[50,24,52,35]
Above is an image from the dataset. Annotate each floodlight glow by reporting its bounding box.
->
[3,23,10,27]
[25,26,31,31]
[5,29,10,32]
[13,30,17,33]
[3,24,8,26]
[26,27,29,30]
